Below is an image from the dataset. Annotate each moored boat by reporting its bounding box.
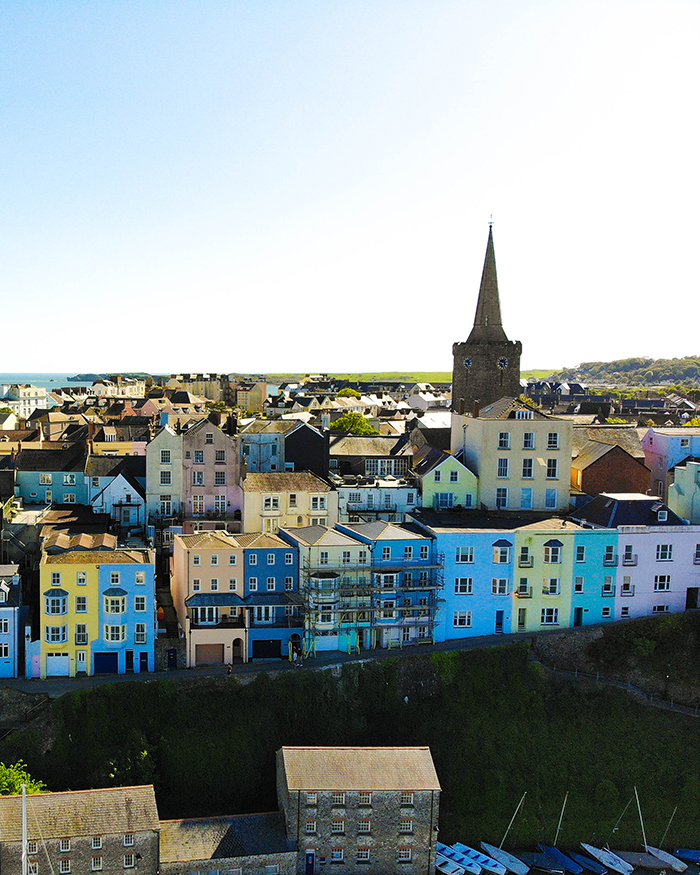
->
[567,851,608,874]
[451,843,507,875]
[516,851,565,874]
[615,850,667,870]
[538,844,584,874]
[437,853,467,875]
[437,842,483,875]
[580,844,633,875]
[645,846,688,872]
[674,850,700,865]
[480,842,530,875]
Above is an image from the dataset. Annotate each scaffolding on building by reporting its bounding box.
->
[300,553,444,656]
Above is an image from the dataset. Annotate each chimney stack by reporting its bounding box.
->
[473,400,480,418]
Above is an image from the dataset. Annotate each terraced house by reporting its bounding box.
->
[28,546,156,678]
[171,530,301,664]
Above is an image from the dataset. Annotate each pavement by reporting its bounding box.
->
[0,631,527,700]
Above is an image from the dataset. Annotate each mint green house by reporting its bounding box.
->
[414,448,478,511]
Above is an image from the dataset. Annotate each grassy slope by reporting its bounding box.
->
[3,645,700,849]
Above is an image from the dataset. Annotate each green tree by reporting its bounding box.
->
[330,412,379,435]
[336,387,361,398]
[0,761,45,795]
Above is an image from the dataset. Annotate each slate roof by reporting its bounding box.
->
[42,532,118,552]
[177,531,240,550]
[243,472,331,493]
[476,397,552,420]
[279,525,359,547]
[0,785,159,842]
[159,812,293,863]
[42,549,152,565]
[279,746,440,791]
[328,435,411,457]
[571,441,648,472]
[572,425,646,459]
[15,445,86,472]
[341,520,429,542]
[241,420,301,435]
[568,494,684,528]
[234,532,292,549]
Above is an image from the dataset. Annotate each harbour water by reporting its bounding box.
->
[0,373,94,390]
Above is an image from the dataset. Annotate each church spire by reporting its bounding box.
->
[466,224,508,344]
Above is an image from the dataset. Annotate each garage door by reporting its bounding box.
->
[195,643,225,665]
[93,652,119,674]
[252,639,282,660]
[46,653,70,676]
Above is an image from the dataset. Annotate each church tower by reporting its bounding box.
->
[452,225,522,412]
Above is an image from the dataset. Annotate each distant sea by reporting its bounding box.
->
[0,373,94,390]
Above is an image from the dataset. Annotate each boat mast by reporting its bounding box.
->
[554,792,569,848]
[500,791,527,849]
[21,783,27,875]
[659,806,677,848]
[634,786,648,850]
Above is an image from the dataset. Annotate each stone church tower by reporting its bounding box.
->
[452,225,522,412]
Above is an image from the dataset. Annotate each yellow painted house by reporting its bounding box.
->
[414,447,479,511]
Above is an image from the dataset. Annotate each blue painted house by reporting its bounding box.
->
[240,532,302,660]
[0,564,22,678]
[14,445,88,506]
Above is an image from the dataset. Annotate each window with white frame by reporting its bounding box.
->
[420,544,429,559]
[520,488,533,509]
[541,607,559,625]
[546,459,558,479]
[455,577,473,594]
[45,625,67,643]
[656,544,673,561]
[192,470,204,486]
[399,819,414,833]
[574,576,584,593]
[249,553,258,565]
[453,610,472,627]
[285,576,294,590]
[497,458,509,478]
[382,546,391,560]
[123,854,135,869]
[249,577,258,591]
[456,546,474,563]
[434,469,441,483]
[214,471,226,486]
[547,432,560,450]
[492,578,508,595]
[160,470,172,486]
[51,571,61,586]
[544,544,561,563]
[654,574,671,591]
[331,849,344,863]
[496,487,508,509]
[285,552,294,565]
[358,791,372,805]
[76,596,87,613]
[450,469,459,482]
[493,546,511,563]
[60,838,71,852]
[215,449,226,462]
[331,820,345,833]
[400,792,414,805]
[229,578,238,591]
[522,458,534,479]
[545,489,558,509]
[653,604,669,614]
[91,856,103,871]
[357,848,370,862]
[263,496,280,510]
[575,545,585,563]
[319,551,329,566]
[134,624,147,644]
[621,606,630,617]
[59,860,71,874]
[45,594,67,615]
[332,792,346,805]
[104,625,126,642]
[306,792,317,805]
[498,432,511,449]
[210,578,219,591]
[266,577,275,591]
[160,449,171,464]
[602,606,612,618]
[358,819,371,832]
[523,432,535,449]
[311,495,326,510]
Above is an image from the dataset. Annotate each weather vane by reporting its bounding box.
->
[489,213,493,228]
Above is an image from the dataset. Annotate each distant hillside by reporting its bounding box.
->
[550,356,700,386]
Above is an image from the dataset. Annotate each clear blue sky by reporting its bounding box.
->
[2,1,698,374]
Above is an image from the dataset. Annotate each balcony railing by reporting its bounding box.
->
[190,615,246,629]
[603,555,619,566]
[518,557,534,568]
[620,585,635,597]
[601,586,616,597]
[515,586,533,599]
[542,587,561,596]
[622,554,638,566]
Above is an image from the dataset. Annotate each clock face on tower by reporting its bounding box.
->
[463,357,472,368]
[497,356,508,370]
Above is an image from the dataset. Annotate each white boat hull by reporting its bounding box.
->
[646,846,688,872]
[480,842,530,875]
[580,843,634,875]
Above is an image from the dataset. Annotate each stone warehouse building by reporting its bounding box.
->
[277,746,441,875]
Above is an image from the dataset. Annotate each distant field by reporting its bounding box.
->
[266,370,555,383]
